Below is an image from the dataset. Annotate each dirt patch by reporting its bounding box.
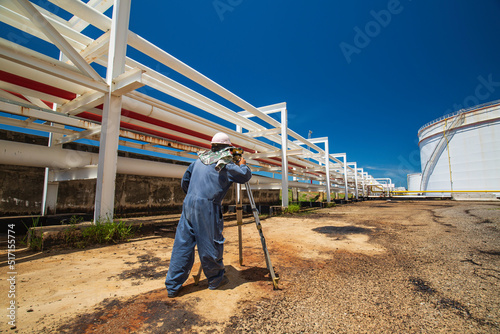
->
[1,200,499,333]
[409,277,437,294]
[313,225,373,240]
[113,254,167,282]
[56,292,213,334]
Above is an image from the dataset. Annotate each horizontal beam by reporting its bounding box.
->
[112,67,145,96]
[0,115,74,135]
[245,127,281,138]
[237,102,286,118]
[307,137,328,144]
[246,149,304,159]
[0,99,100,129]
[55,126,102,145]
[59,91,105,115]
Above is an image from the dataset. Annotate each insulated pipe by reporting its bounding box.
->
[1,34,321,174]
[3,3,306,157]
[123,92,321,172]
[0,40,102,94]
[0,140,187,177]
[123,92,320,173]
[0,140,325,191]
[1,1,332,185]
[1,2,328,173]
[120,94,270,153]
[0,19,272,151]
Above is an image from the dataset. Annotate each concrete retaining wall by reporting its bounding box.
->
[0,165,280,217]
[0,131,280,216]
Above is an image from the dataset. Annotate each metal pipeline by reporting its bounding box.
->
[0,140,187,178]
[0,140,325,190]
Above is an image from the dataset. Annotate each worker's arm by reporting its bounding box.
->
[226,158,252,184]
[181,162,195,194]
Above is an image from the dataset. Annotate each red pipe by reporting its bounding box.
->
[2,73,321,177]
[77,111,211,149]
[0,70,77,100]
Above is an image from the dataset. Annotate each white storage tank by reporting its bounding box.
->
[418,100,500,196]
[407,173,422,192]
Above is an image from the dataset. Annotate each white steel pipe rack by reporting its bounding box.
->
[0,0,384,220]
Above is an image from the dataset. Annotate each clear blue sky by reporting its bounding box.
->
[126,0,500,187]
[3,1,500,188]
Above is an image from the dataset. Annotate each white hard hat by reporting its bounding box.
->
[211,132,231,145]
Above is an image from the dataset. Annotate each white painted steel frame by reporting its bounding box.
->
[0,0,383,219]
[94,0,131,221]
[331,153,349,200]
[374,178,393,196]
[347,162,359,199]
[294,137,332,202]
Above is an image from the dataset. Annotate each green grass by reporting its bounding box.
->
[81,218,137,246]
[22,216,43,251]
[62,219,140,249]
[283,203,301,214]
[26,216,142,250]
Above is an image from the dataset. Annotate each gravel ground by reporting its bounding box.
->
[6,200,499,333]
[224,200,500,333]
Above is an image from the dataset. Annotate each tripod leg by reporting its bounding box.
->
[236,183,243,266]
[245,182,280,289]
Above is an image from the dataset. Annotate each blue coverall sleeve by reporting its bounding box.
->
[226,163,252,184]
[181,162,194,194]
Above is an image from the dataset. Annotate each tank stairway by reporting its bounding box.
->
[420,112,465,192]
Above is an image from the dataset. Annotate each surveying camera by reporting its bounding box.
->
[230,147,244,163]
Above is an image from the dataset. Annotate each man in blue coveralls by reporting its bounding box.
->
[165,132,252,297]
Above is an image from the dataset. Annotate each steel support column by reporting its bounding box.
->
[332,153,348,200]
[363,172,368,197]
[94,0,131,222]
[306,137,331,202]
[348,162,358,199]
[357,168,365,197]
[324,140,331,202]
[374,178,392,197]
[41,130,53,215]
[281,106,289,207]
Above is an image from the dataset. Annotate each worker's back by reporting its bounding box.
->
[182,159,251,204]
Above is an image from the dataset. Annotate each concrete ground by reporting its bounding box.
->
[1,200,499,333]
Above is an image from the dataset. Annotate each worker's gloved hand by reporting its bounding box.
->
[237,157,246,166]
